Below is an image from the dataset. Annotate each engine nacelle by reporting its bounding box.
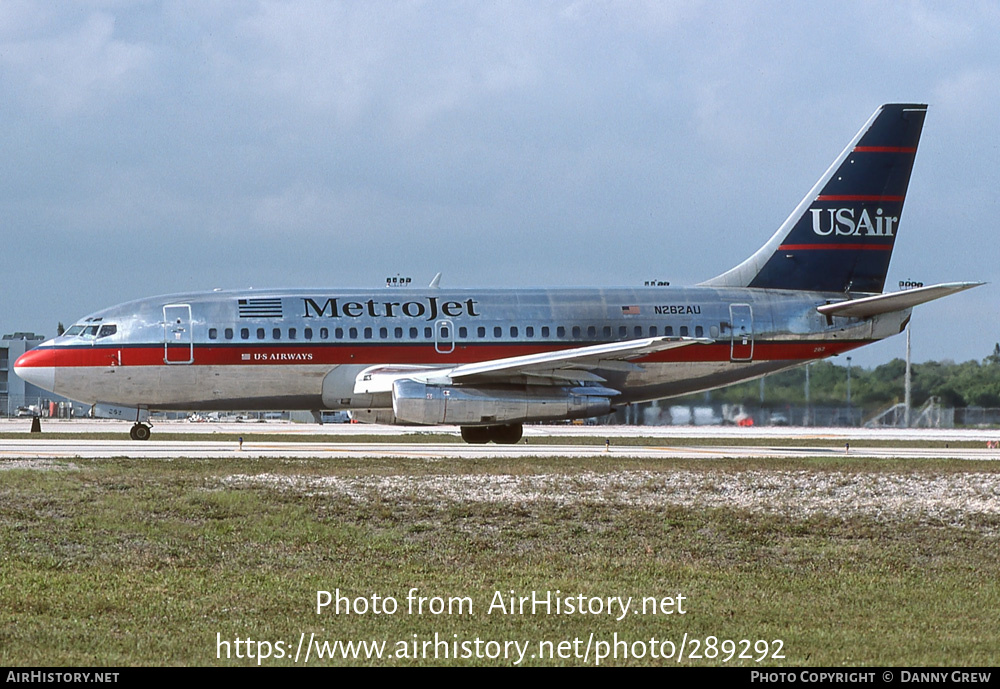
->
[349,409,401,424]
[392,380,613,426]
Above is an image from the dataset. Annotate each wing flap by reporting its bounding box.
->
[446,336,710,383]
[353,336,711,393]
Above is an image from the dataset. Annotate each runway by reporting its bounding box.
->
[2,440,999,461]
[2,419,999,461]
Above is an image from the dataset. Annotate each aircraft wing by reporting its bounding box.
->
[816,282,984,319]
[354,336,712,394]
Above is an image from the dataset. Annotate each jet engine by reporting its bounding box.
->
[391,379,613,426]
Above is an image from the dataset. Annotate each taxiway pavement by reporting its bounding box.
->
[1,419,998,461]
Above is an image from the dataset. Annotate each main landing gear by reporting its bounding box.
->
[460,423,523,444]
[130,423,151,441]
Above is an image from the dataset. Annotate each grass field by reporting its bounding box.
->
[2,453,999,666]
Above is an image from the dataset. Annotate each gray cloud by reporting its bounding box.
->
[2,1,998,366]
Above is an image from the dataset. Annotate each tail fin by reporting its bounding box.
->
[702,103,927,293]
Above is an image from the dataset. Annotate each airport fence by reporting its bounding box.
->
[1,395,83,419]
[5,393,1000,429]
[599,402,1000,428]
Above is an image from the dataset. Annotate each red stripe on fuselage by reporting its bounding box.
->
[17,340,865,368]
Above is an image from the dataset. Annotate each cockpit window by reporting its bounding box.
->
[68,323,117,338]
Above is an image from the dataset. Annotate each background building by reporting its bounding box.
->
[1,332,83,418]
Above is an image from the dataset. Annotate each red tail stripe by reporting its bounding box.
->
[778,243,893,252]
[853,146,916,153]
[816,195,905,202]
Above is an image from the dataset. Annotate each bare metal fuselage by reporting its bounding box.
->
[25,285,907,414]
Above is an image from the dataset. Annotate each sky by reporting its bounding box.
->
[2,1,998,369]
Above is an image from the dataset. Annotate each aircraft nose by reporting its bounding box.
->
[14,349,56,393]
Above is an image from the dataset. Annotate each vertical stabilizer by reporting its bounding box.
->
[702,104,927,293]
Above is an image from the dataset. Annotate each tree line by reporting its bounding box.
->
[689,344,1000,410]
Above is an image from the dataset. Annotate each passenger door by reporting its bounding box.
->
[163,304,194,364]
[729,303,753,362]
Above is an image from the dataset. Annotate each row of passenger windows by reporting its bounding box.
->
[207,324,708,341]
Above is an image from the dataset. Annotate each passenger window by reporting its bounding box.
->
[319,327,327,339]
[364,327,372,339]
[650,326,658,336]
[572,326,581,338]
[272,328,281,340]
[225,328,234,340]
[410,327,418,339]
[557,326,566,337]
[349,327,358,339]
[634,326,642,337]
[209,328,218,340]
[603,326,611,338]
[542,326,549,338]
[494,326,502,338]
[526,326,534,338]
[666,326,673,336]
[289,328,297,340]
[379,327,388,338]
[477,326,486,338]
[424,327,432,338]
[241,328,250,340]
[304,328,313,340]
[256,328,265,340]
[510,326,518,337]
[587,326,596,338]
[395,327,403,339]
[680,326,689,336]
[459,326,467,338]
[619,326,627,338]
[695,325,704,337]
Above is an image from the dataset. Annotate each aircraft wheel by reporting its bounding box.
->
[490,423,523,444]
[130,423,151,441]
[460,426,491,444]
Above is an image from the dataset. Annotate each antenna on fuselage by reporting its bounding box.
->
[429,272,442,289]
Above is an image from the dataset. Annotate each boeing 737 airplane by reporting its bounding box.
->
[15,103,981,442]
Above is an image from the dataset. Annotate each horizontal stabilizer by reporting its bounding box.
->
[816,282,984,319]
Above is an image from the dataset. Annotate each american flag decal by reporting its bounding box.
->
[621,305,640,315]
[238,298,283,318]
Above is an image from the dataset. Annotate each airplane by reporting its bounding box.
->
[15,103,982,443]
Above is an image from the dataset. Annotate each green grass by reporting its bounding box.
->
[1,456,998,666]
